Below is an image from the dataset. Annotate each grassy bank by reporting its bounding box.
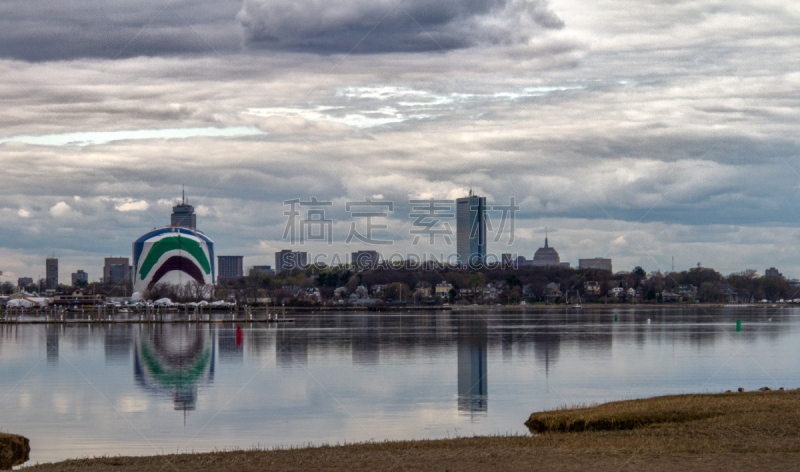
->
[28,390,800,471]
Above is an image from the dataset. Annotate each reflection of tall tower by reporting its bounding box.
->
[134,325,215,411]
[276,327,308,367]
[46,324,60,365]
[352,316,380,365]
[104,324,133,365]
[532,326,561,377]
[457,317,488,413]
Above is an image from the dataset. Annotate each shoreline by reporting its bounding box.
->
[0,302,790,325]
[24,389,800,471]
[1,302,789,325]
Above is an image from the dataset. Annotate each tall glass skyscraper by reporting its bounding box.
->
[456,191,487,266]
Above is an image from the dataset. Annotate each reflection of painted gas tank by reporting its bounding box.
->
[134,326,215,411]
[132,226,215,293]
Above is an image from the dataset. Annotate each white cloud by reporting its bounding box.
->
[17,209,30,218]
[245,106,431,129]
[194,205,212,217]
[115,200,149,212]
[0,127,264,147]
[49,202,73,217]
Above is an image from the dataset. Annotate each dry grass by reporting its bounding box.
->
[525,389,800,454]
[27,390,800,471]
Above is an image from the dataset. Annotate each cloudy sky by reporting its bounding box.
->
[1,0,799,283]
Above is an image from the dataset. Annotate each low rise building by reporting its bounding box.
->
[71,270,88,287]
[351,250,380,268]
[275,250,307,273]
[103,257,130,283]
[218,255,244,280]
[371,284,388,296]
[435,282,453,297]
[579,258,612,272]
[50,290,105,307]
[248,265,275,276]
[17,277,33,289]
[765,267,784,279]
[584,281,601,296]
[545,282,562,298]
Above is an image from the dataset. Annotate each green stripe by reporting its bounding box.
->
[139,235,211,280]
[140,341,210,388]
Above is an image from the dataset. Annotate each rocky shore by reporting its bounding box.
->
[0,433,30,470]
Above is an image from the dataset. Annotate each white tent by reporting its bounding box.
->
[197,300,209,306]
[130,292,144,301]
[7,299,34,308]
[154,298,173,306]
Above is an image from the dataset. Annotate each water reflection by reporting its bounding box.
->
[104,325,133,365]
[457,317,488,413]
[218,324,243,364]
[276,326,308,367]
[46,324,59,365]
[133,325,215,411]
[0,307,797,466]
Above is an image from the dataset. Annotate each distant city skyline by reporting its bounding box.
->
[13,196,798,286]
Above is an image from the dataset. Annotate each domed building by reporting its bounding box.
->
[532,235,561,267]
[132,226,215,293]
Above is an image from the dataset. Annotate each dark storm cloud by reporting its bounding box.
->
[0,0,242,61]
[237,0,564,53]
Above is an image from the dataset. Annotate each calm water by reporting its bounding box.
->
[1,307,798,465]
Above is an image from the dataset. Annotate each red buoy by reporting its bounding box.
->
[236,325,243,347]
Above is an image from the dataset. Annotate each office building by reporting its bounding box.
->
[71,270,88,287]
[248,265,275,276]
[171,189,196,230]
[456,190,487,266]
[46,258,58,290]
[132,226,214,293]
[765,267,784,279]
[104,257,130,284]
[17,277,33,289]
[351,250,379,268]
[275,250,308,273]
[218,256,244,280]
[579,258,613,272]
